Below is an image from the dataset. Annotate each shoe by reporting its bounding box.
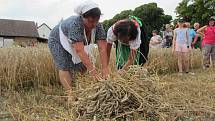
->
[203,65,210,69]
[186,72,195,75]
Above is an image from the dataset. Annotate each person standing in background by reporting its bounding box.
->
[192,23,202,50]
[172,20,192,75]
[197,17,215,69]
[150,30,162,48]
[163,24,174,48]
[184,22,198,51]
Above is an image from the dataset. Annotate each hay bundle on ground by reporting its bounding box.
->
[73,67,165,121]
[75,81,143,121]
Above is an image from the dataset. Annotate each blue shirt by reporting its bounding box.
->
[187,28,196,45]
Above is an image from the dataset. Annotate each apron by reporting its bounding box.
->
[116,41,140,69]
[59,24,96,64]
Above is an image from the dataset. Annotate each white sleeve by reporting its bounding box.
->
[106,26,116,44]
[129,27,141,49]
[158,35,162,41]
[150,37,154,41]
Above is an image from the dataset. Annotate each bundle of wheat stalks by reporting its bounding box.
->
[73,66,167,121]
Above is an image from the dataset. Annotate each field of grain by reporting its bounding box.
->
[0,46,215,121]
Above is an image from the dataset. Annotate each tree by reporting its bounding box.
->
[175,0,215,25]
[102,3,172,36]
[112,10,133,23]
[103,10,133,32]
[133,3,172,34]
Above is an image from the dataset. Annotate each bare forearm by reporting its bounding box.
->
[198,32,204,36]
[193,35,198,43]
[77,50,94,70]
[107,43,112,65]
[172,39,176,49]
[98,41,108,69]
[72,42,94,71]
[155,41,161,44]
[122,59,133,70]
[151,40,161,45]
[172,31,176,49]
[197,26,207,33]
[186,31,189,44]
[197,25,207,37]
[122,50,136,70]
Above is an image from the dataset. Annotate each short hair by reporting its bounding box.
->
[82,7,101,19]
[178,19,185,23]
[114,19,138,40]
[206,17,215,25]
[194,23,200,27]
[152,30,158,34]
[165,24,171,29]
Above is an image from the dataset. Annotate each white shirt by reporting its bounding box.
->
[150,35,162,48]
[106,25,141,49]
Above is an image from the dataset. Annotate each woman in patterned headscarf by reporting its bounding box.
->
[48,1,109,98]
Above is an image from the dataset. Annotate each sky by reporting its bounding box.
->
[0,0,182,28]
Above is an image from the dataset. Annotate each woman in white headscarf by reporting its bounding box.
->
[48,1,109,97]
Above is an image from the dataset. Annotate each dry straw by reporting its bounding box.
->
[1,47,215,121]
[0,47,58,89]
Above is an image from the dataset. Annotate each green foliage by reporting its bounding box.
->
[103,10,133,32]
[102,3,172,36]
[175,0,215,26]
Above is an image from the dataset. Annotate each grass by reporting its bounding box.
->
[0,46,215,121]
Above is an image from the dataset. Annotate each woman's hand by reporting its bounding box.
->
[89,69,102,81]
[72,42,95,74]
[102,68,110,79]
[79,66,87,75]
[118,69,126,76]
[191,42,196,47]
[97,40,110,80]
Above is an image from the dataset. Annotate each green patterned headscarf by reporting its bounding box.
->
[129,15,143,27]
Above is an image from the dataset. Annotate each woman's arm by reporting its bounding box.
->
[186,30,189,46]
[197,25,207,36]
[97,40,108,67]
[172,30,176,52]
[162,31,166,39]
[192,34,198,45]
[156,36,162,44]
[121,49,137,70]
[106,43,112,65]
[97,40,110,78]
[150,38,156,45]
[72,42,99,77]
[150,36,161,45]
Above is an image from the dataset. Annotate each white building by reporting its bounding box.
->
[37,23,52,40]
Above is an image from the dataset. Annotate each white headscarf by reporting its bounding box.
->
[74,1,99,15]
